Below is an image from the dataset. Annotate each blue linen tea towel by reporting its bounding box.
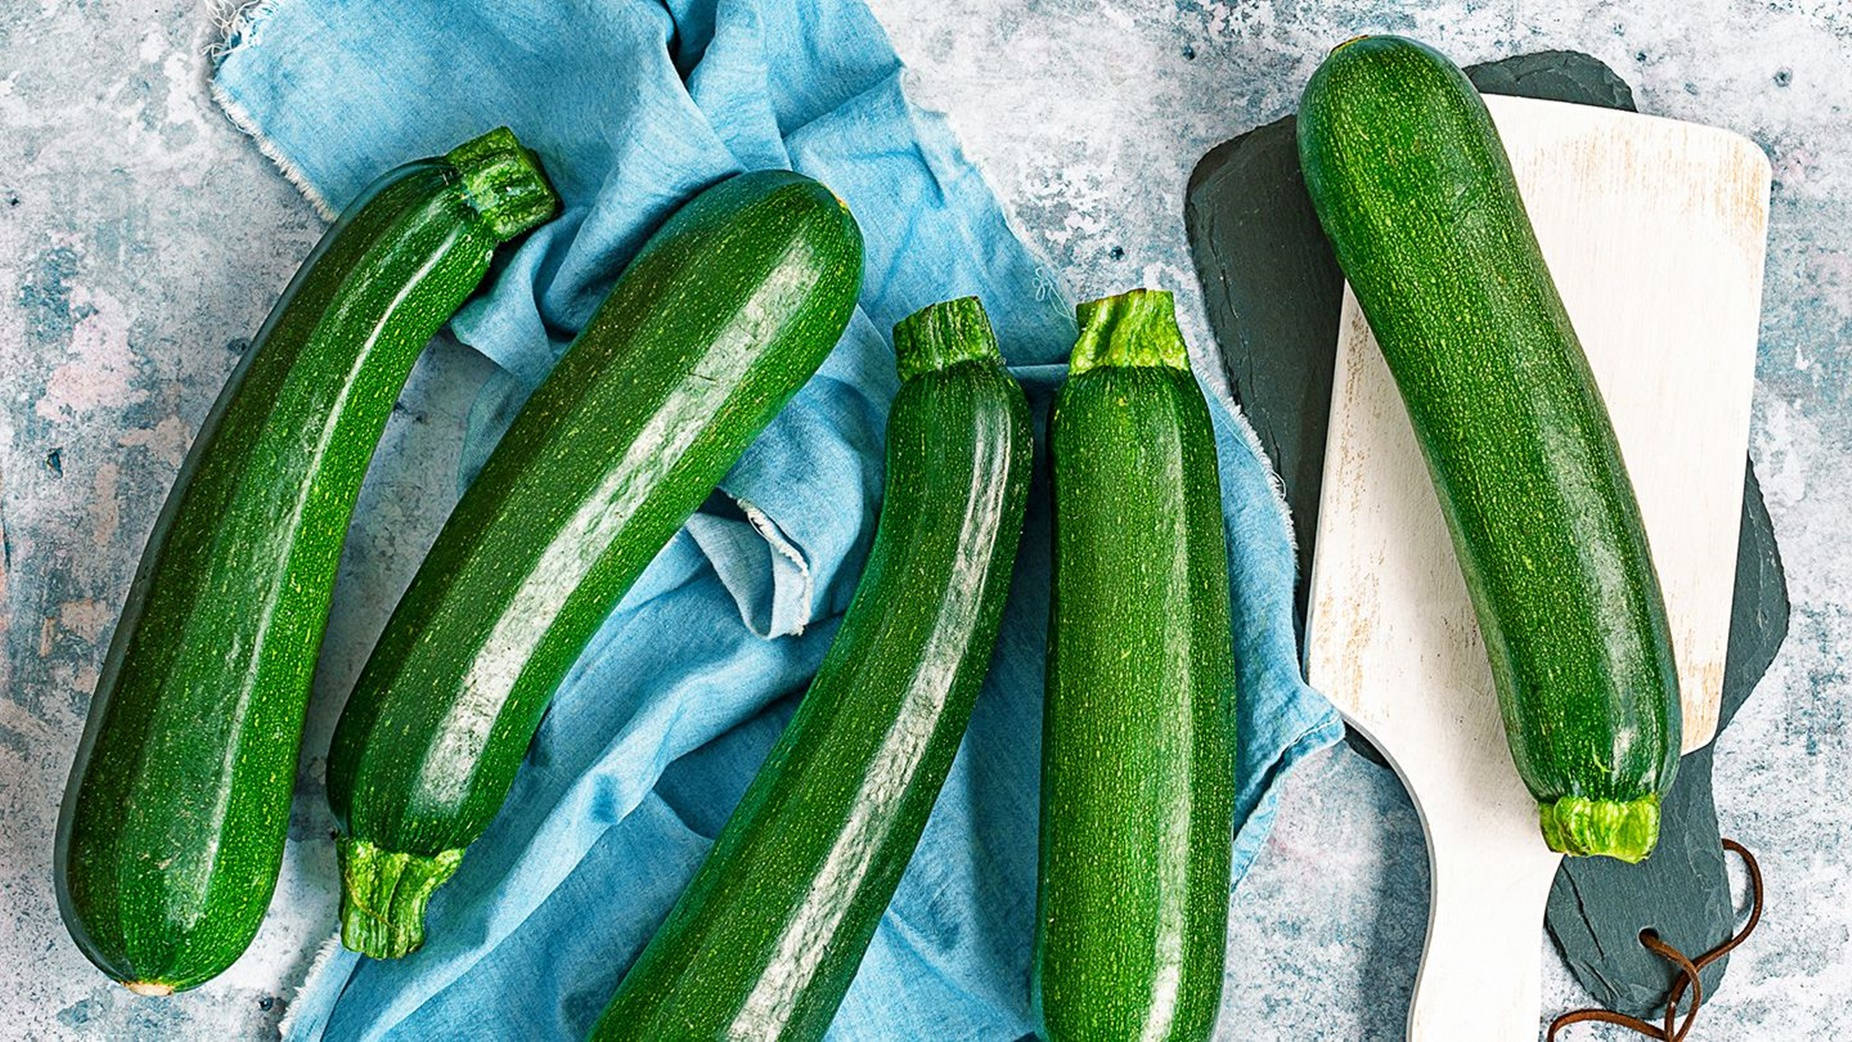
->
[210,0,1344,1037]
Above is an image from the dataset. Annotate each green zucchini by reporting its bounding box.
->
[1035,289,1235,1042]
[325,170,864,958]
[1296,35,1680,862]
[590,297,1032,1041]
[54,128,557,994]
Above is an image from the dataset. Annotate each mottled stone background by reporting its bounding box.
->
[1,1,1845,1038]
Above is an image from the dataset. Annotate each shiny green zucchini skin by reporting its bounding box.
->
[1297,35,1680,862]
[1035,290,1235,1042]
[326,170,865,959]
[590,297,1031,1042]
[54,128,557,994]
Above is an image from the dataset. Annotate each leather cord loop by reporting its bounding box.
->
[1546,839,1763,1041]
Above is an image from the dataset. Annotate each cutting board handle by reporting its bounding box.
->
[1408,810,1564,1042]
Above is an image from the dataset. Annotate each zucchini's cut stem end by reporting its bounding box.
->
[446,126,560,242]
[1070,288,1189,374]
[336,835,465,959]
[893,296,1003,381]
[124,981,174,998]
[1539,794,1660,863]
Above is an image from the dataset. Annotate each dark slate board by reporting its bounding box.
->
[1545,462,1789,1014]
[1182,51,1789,1018]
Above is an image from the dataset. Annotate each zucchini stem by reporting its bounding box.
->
[337,837,465,959]
[892,296,1003,380]
[446,126,559,241]
[1070,289,1190,374]
[1539,794,1661,863]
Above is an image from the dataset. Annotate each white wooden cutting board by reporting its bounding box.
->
[1303,93,1770,1041]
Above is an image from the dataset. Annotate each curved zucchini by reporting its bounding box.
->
[54,128,557,994]
[326,170,865,958]
[1297,35,1680,861]
[1035,290,1235,1042]
[590,297,1032,1041]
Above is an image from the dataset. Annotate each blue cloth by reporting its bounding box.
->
[212,1,1343,1038]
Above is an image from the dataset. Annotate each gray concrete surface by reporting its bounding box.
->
[1,0,1845,1037]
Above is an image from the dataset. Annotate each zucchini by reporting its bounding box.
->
[590,297,1032,1041]
[54,128,557,994]
[1297,35,1680,862]
[326,170,864,958]
[1035,290,1235,1042]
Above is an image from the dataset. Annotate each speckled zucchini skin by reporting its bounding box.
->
[1035,290,1235,1042]
[326,170,864,959]
[54,128,557,994]
[591,297,1031,1042]
[1297,35,1681,861]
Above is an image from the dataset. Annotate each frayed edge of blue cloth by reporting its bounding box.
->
[209,0,286,65]
[211,77,338,219]
[276,931,354,1040]
[1221,383,1300,559]
[208,0,338,219]
[733,494,815,635]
